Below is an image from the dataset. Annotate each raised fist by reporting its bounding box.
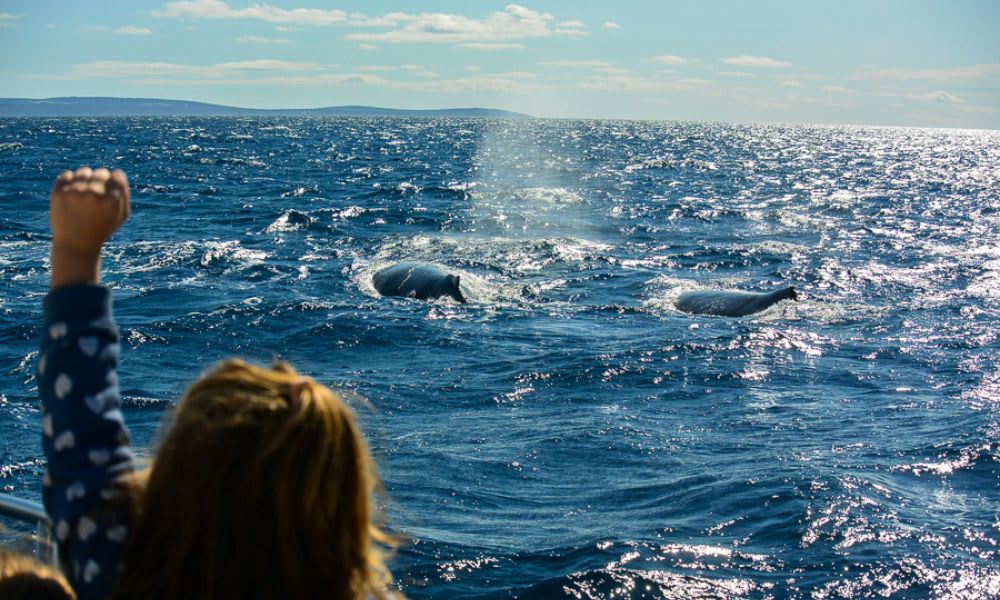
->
[50,167,130,257]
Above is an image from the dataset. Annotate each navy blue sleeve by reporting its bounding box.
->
[39,283,134,600]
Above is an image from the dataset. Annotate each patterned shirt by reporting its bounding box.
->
[39,283,134,600]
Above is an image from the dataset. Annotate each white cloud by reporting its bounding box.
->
[721,55,791,68]
[348,12,416,27]
[345,5,585,44]
[406,74,534,92]
[718,71,754,78]
[263,72,536,93]
[236,34,289,44]
[154,0,347,25]
[66,58,538,94]
[650,55,687,65]
[604,21,620,30]
[115,26,153,35]
[72,59,321,78]
[0,12,20,19]
[219,59,318,71]
[821,85,853,94]
[779,79,802,88]
[541,60,612,68]
[906,90,964,104]
[851,63,1000,83]
[458,42,525,50]
[597,67,635,75]
[358,43,377,50]
[155,2,588,44]
[554,27,589,38]
[493,71,537,80]
[580,74,710,92]
[676,78,712,86]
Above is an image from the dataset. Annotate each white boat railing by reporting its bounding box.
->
[0,492,57,563]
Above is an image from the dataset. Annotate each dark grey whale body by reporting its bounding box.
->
[372,262,466,302]
[674,286,797,317]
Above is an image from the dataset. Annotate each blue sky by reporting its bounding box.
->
[1,1,998,128]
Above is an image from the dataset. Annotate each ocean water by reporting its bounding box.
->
[1,117,999,598]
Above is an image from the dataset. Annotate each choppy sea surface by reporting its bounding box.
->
[1,118,999,598]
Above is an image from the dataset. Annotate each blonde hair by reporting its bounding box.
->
[113,360,398,600]
[0,549,76,600]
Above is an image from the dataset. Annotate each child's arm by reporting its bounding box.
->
[39,167,134,600]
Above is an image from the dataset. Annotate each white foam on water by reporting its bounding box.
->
[264,209,312,233]
[200,241,268,268]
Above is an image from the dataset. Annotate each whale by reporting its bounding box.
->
[674,286,797,317]
[372,262,466,303]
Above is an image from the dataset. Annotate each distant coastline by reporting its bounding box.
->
[0,97,532,118]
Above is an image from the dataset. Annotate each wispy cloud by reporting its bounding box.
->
[235,34,289,44]
[348,12,414,28]
[0,12,21,19]
[115,26,152,35]
[415,74,536,92]
[597,67,636,76]
[73,59,321,78]
[65,59,538,94]
[345,5,586,44]
[154,0,347,25]
[580,74,711,92]
[718,71,754,78]
[355,64,447,77]
[604,21,620,30]
[245,72,536,93]
[821,85,854,94]
[154,2,588,45]
[650,55,688,66]
[906,90,964,104]
[721,55,791,68]
[458,42,525,50]
[541,60,613,68]
[851,63,1000,83]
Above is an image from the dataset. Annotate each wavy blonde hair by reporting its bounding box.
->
[0,549,75,599]
[113,360,398,600]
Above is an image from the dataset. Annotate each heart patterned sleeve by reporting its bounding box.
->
[39,283,135,600]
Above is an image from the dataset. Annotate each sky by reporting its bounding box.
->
[1,1,998,128]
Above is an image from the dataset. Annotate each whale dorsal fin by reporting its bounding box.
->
[449,275,467,303]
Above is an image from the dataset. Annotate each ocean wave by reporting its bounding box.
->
[264,209,313,233]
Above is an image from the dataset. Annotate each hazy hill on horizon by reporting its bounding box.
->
[0,97,531,118]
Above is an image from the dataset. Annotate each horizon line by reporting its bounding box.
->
[2,96,998,132]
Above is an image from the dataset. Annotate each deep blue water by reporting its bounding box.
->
[1,118,999,598]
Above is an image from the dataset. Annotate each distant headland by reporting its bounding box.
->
[0,97,532,118]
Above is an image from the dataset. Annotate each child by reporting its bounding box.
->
[38,167,397,600]
[0,549,76,599]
